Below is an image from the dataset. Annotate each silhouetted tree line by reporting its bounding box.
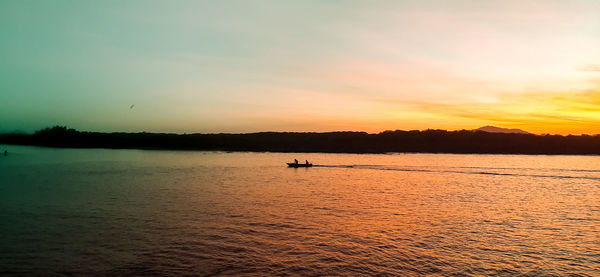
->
[1,126,599,155]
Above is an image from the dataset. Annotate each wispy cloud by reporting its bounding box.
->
[576,64,600,72]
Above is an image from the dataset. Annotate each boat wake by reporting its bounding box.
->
[313,164,600,181]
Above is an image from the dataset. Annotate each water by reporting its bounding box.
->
[0,146,598,276]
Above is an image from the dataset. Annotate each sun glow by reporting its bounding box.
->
[1,1,599,134]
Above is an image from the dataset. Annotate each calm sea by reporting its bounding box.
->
[0,146,598,276]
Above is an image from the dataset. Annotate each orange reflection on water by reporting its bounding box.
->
[177,153,599,275]
[0,148,598,275]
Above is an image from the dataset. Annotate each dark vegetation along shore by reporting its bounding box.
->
[1,126,600,155]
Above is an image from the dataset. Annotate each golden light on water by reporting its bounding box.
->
[4,149,598,275]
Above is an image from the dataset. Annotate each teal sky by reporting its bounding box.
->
[1,1,599,134]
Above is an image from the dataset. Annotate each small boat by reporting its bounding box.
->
[287,163,313,168]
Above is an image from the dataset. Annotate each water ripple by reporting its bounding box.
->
[1,149,598,276]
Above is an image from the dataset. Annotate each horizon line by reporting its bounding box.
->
[4,125,600,137]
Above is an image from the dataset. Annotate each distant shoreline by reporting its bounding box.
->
[1,126,600,155]
[4,144,600,157]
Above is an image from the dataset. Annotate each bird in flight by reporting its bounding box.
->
[130,104,135,110]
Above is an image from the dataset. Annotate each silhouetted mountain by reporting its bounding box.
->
[475,126,530,134]
[1,126,599,155]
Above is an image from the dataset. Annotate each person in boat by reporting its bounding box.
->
[294,159,298,164]
[305,160,309,165]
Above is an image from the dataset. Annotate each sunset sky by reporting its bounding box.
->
[1,1,599,134]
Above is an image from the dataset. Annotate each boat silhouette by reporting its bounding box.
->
[287,162,313,168]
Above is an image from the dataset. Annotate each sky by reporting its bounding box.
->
[1,0,599,135]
